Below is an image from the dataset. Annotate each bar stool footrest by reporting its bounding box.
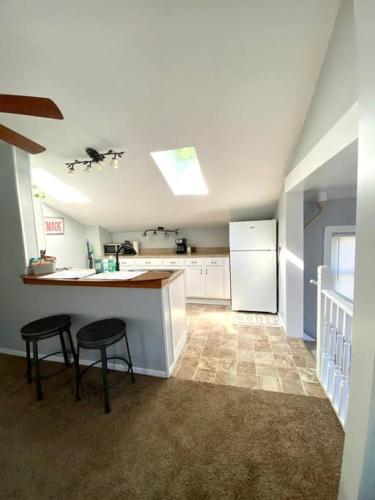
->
[26,349,76,380]
[78,355,132,380]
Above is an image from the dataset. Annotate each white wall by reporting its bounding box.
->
[98,226,112,248]
[339,0,375,496]
[285,191,304,338]
[276,0,357,336]
[0,143,40,353]
[112,226,229,250]
[14,148,38,263]
[304,197,357,338]
[292,0,357,167]
[276,193,286,327]
[43,205,88,268]
[276,189,304,337]
[85,225,112,258]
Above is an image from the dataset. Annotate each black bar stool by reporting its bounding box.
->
[21,314,77,401]
[75,318,135,413]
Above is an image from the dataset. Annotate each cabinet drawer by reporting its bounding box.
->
[137,258,162,266]
[162,258,186,267]
[119,259,138,266]
[119,263,134,270]
[204,258,224,266]
[186,258,203,266]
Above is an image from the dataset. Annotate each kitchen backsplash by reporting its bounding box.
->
[111,226,229,250]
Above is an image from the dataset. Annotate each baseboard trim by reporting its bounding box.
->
[168,333,187,376]
[186,298,231,306]
[0,347,167,378]
[303,332,316,342]
[277,313,286,332]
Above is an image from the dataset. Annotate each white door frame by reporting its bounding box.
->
[284,190,304,338]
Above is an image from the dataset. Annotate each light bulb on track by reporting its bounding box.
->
[110,157,119,169]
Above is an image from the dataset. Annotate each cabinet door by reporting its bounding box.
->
[205,266,225,299]
[185,267,205,297]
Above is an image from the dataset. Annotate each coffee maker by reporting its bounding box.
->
[175,238,187,254]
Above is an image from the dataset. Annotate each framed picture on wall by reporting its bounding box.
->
[44,216,64,235]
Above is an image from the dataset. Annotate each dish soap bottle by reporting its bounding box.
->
[108,256,116,272]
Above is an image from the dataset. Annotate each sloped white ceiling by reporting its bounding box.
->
[0,0,339,231]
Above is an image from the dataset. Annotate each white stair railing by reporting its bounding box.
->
[316,265,353,428]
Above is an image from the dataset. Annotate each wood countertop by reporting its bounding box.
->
[21,270,184,289]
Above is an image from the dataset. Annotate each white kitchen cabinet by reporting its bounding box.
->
[118,256,231,302]
[185,267,205,297]
[204,266,224,298]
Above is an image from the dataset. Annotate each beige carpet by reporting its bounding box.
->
[0,354,344,499]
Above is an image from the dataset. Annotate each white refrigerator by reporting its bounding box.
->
[229,220,277,313]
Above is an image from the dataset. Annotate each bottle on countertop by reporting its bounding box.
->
[94,258,103,274]
[108,256,116,272]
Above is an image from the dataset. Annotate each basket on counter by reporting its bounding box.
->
[29,254,57,275]
[31,261,56,275]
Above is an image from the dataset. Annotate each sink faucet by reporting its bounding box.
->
[115,242,136,271]
[115,244,127,271]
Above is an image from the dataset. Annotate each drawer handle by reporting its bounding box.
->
[170,261,176,264]
[191,261,197,264]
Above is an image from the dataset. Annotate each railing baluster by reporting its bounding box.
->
[316,265,353,429]
[333,332,344,410]
[332,307,344,409]
[327,325,337,397]
[321,318,331,388]
[338,314,352,426]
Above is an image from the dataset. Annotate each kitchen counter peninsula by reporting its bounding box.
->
[21,270,186,378]
[22,270,183,288]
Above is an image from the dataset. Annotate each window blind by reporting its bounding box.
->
[331,233,356,300]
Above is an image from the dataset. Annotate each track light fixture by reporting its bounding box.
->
[66,148,125,174]
[142,226,179,237]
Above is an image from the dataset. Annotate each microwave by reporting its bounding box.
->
[104,243,122,255]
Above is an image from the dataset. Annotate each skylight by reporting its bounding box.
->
[32,168,90,204]
[150,147,208,195]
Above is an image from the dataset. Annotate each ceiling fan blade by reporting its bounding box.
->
[0,94,63,120]
[0,124,46,154]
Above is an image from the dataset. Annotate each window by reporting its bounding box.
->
[324,226,356,301]
[150,147,208,196]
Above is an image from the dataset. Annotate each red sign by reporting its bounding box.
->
[44,217,64,235]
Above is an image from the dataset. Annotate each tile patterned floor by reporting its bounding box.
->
[173,304,325,398]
